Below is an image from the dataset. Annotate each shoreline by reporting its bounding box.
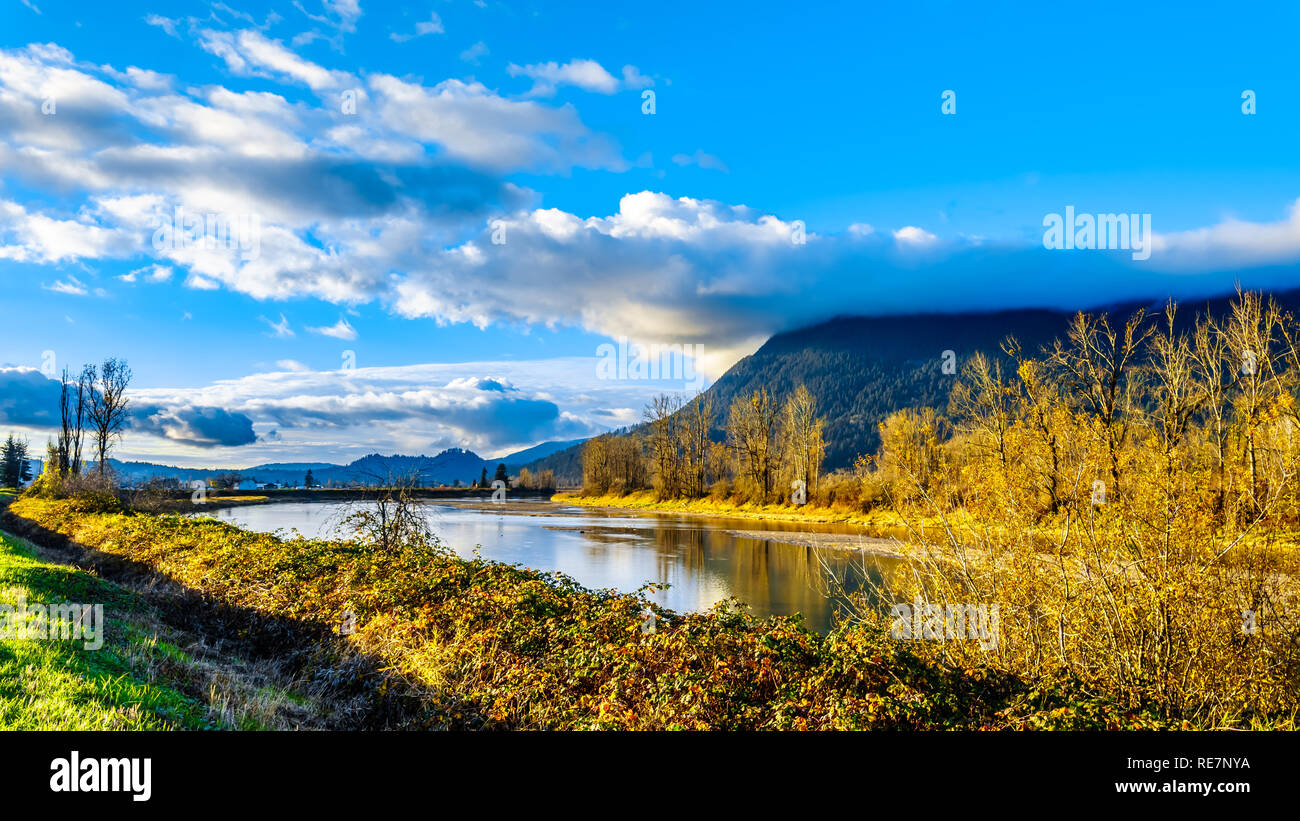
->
[550,491,919,554]
[551,490,912,528]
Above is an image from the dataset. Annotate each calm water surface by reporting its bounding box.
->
[205,499,904,633]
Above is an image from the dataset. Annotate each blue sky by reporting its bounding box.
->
[3,0,1300,466]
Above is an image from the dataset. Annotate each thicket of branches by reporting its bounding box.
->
[842,289,1300,725]
[580,385,826,504]
[28,357,132,500]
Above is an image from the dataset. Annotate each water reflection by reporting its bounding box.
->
[205,499,905,633]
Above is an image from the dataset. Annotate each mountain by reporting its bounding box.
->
[699,309,1075,470]
[522,290,1300,478]
[494,439,585,464]
[320,449,489,486]
[110,443,588,488]
[518,439,590,486]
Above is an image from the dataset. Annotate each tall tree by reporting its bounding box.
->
[727,388,777,501]
[57,365,92,477]
[644,393,684,499]
[1050,309,1152,499]
[780,385,825,499]
[679,392,715,497]
[1221,289,1285,510]
[88,358,132,478]
[1,435,30,488]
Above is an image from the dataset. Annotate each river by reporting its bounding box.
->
[203,498,907,633]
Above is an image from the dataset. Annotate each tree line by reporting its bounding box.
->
[581,385,826,504]
[836,289,1300,722]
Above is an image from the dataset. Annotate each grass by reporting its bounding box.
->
[0,528,332,730]
[0,529,216,729]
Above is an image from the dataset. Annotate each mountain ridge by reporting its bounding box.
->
[110,440,583,487]
[522,289,1300,481]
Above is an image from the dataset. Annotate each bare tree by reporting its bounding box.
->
[644,393,684,499]
[88,358,132,478]
[949,349,1016,483]
[679,392,715,497]
[56,365,92,477]
[727,388,777,501]
[1191,307,1235,518]
[1221,289,1286,510]
[780,384,825,498]
[1050,309,1152,499]
[340,472,438,554]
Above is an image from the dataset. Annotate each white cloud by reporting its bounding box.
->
[7,40,1300,388]
[507,59,621,97]
[261,313,295,337]
[369,73,624,170]
[144,15,180,37]
[198,29,354,91]
[120,263,173,283]
[307,316,357,340]
[111,357,678,464]
[459,41,489,64]
[390,13,444,42]
[671,149,728,173]
[621,65,654,89]
[893,225,938,244]
[42,276,89,295]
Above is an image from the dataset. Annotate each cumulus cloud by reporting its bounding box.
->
[507,59,646,97]
[120,263,173,283]
[0,368,62,427]
[131,404,258,447]
[893,225,938,244]
[116,358,681,464]
[0,368,258,449]
[7,37,1300,390]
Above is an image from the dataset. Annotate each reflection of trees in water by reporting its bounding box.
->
[648,526,892,632]
[654,525,704,582]
[815,547,909,627]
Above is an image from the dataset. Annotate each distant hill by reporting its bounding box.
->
[491,438,584,464]
[700,309,1076,470]
[521,290,1300,477]
[109,439,589,487]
